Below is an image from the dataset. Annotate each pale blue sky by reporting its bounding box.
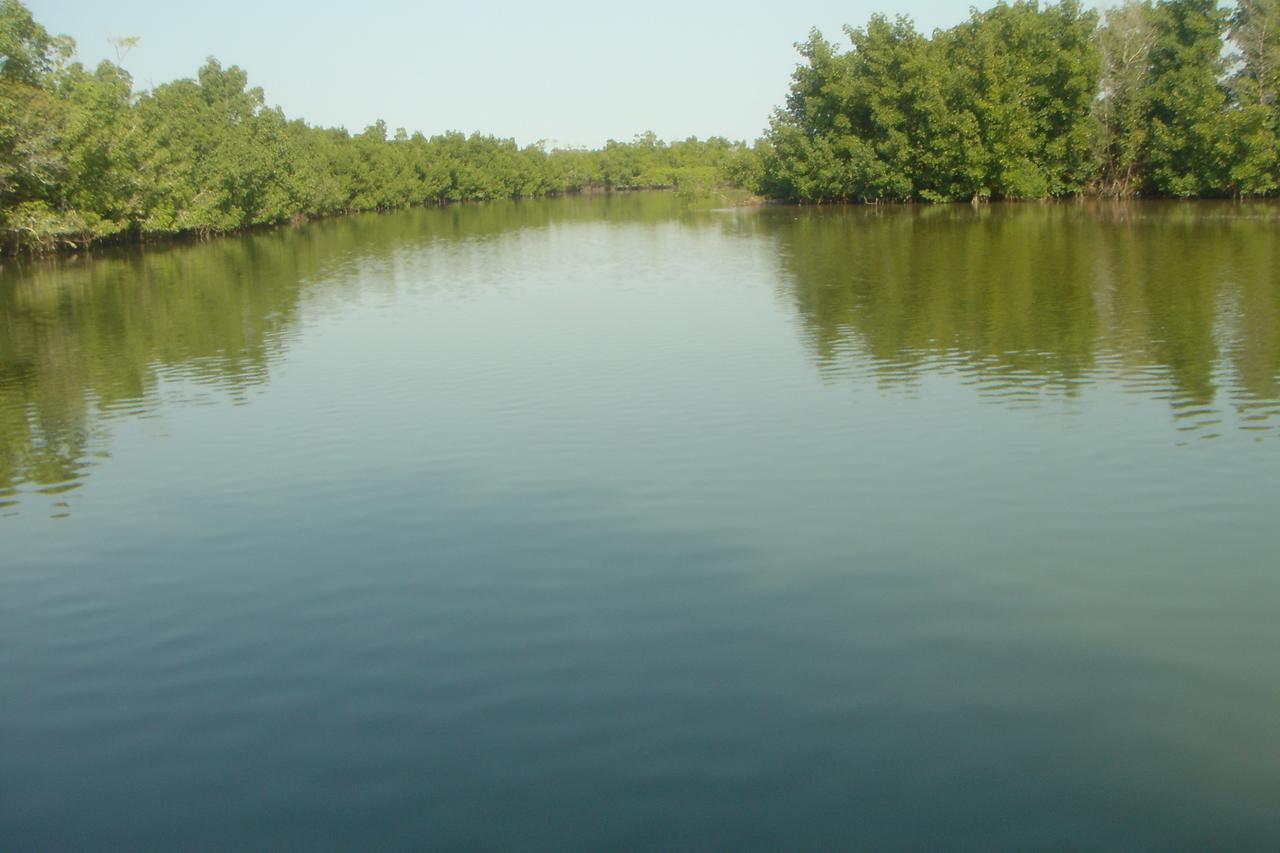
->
[32,0,985,147]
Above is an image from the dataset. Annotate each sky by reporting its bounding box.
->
[31,0,987,148]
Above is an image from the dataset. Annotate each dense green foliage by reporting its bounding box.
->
[5,0,1280,248]
[0,1,758,252]
[763,0,1280,201]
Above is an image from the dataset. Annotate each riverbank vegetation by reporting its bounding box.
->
[0,1,759,253]
[763,0,1280,201]
[4,0,1280,253]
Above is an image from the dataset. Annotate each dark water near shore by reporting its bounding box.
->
[3,194,1279,849]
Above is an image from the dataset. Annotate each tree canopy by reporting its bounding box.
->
[0,0,759,252]
[761,0,1280,201]
[4,0,1280,252]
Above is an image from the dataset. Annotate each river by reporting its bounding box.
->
[3,193,1279,848]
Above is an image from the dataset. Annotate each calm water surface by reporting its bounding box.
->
[3,195,1279,849]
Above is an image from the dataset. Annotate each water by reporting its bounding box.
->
[3,194,1279,849]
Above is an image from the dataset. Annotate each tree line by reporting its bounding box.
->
[0,0,759,252]
[762,0,1280,201]
[4,0,1280,253]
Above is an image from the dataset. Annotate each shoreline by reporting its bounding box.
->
[5,190,1276,263]
[0,184,706,260]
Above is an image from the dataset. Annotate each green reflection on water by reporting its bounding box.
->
[1,195,1278,505]
[764,201,1280,418]
[0,193,697,503]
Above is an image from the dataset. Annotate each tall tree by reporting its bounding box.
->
[1227,0,1280,194]
[1143,0,1233,195]
[1230,0,1280,108]
[1096,0,1156,193]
